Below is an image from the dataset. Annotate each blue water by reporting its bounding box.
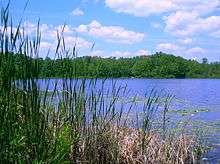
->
[38,78,220,119]
[37,78,220,162]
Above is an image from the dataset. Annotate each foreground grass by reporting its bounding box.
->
[0,3,205,163]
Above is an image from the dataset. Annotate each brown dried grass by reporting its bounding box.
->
[117,127,198,164]
[71,125,200,164]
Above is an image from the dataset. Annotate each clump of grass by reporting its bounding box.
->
[0,2,206,163]
[117,127,198,164]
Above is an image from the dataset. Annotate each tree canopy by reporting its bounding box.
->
[10,52,220,79]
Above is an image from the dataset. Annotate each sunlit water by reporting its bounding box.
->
[37,78,220,162]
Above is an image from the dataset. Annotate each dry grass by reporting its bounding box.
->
[118,127,198,164]
[71,125,200,164]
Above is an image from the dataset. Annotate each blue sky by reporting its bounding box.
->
[2,0,220,61]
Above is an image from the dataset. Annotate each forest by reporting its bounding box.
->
[12,52,220,78]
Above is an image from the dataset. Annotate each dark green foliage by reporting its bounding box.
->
[11,52,219,79]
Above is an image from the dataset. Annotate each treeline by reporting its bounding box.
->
[11,52,220,78]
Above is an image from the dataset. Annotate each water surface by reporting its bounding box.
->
[38,78,220,162]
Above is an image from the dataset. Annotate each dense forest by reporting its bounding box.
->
[10,52,220,78]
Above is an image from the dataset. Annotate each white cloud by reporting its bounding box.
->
[105,0,174,17]
[210,30,220,38]
[178,38,193,45]
[105,0,220,40]
[110,49,150,58]
[135,49,150,56]
[156,43,182,54]
[90,49,150,58]
[156,42,208,60]
[172,0,220,15]
[71,8,84,16]
[164,11,198,36]
[164,11,220,36]
[75,20,145,44]
[105,0,220,17]
[40,41,53,49]
[90,50,106,57]
[18,21,93,57]
[55,25,74,34]
[186,47,206,55]
[64,36,93,49]
[39,36,92,57]
[23,21,51,36]
[23,21,57,41]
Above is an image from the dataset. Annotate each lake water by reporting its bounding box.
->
[38,78,220,162]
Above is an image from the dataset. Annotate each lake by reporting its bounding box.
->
[38,78,220,162]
